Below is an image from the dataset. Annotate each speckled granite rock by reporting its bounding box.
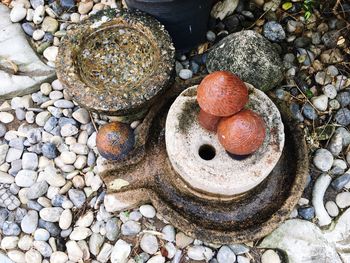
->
[206,30,283,92]
[0,4,55,99]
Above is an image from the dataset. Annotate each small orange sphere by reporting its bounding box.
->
[217,109,266,155]
[197,71,249,117]
[198,109,221,132]
[96,122,135,160]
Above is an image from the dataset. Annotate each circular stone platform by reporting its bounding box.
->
[56,9,175,116]
[165,84,285,197]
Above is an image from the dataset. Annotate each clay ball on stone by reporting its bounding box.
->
[198,109,221,132]
[197,71,249,117]
[217,109,266,155]
[96,122,135,161]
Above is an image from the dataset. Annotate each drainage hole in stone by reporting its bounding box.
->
[198,144,216,160]
[226,151,251,160]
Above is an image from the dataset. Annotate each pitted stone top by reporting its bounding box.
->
[56,8,175,115]
[165,84,285,197]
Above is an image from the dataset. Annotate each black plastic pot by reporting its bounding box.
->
[125,0,213,51]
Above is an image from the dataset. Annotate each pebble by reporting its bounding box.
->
[315,71,331,85]
[110,239,131,263]
[140,234,158,255]
[176,232,193,248]
[42,143,58,159]
[70,227,92,240]
[140,204,156,218]
[1,236,19,250]
[33,240,52,258]
[313,149,333,172]
[8,250,25,262]
[179,69,193,80]
[15,170,37,187]
[78,0,93,14]
[33,5,45,24]
[76,211,94,227]
[261,250,281,263]
[217,245,236,263]
[22,152,38,170]
[54,99,74,108]
[0,112,14,124]
[66,240,83,262]
[323,84,337,99]
[21,210,38,234]
[34,228,50,241]
[0,123,6,137]
[22,22,35,36]
[105,217,119,241]
[50,251,69,263]
[302,103,317,120]
[147,255,165,263]
[96,243,113,263]
[72,108,90,124]
[298,206,315,220]
[39,207,63,222]
[335,192,350,208]
[42,16,59,33]
[10,5,27,22]
[325,201,339,217]
[43,46,58,62]
[18,235,33,251]
[33,29,45,40]
[335,108,350,126]
[311,95,328,111]
[68,189,86,208]
[121,220,141,235]
[331,173,350,191]
[3,221,21,236]
[59,209,72,230]
[25,248,42,263]
[187,245,214,261]
[263,21,285,42]
[162,225,175,242]
[61,124,79,137]
[89,233,105,256]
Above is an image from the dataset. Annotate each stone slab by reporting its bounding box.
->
[0,4,55,99]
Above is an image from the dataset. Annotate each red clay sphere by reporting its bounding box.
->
[96,122,135,160]
[198,109,221,132]
[217,109,266,155]
[197,71,249,117]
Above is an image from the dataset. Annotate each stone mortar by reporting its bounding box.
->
[56,8,175,117]
[165,84,285,197]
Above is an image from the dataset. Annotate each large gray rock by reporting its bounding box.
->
[260,208,350,262]
[206,30,283,92]
[0,4,55,99]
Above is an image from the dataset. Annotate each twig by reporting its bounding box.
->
[89,110,98,132]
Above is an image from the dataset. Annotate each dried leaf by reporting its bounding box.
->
[282,2,293,10]
[315,125,335,141]
[198,43,209,55]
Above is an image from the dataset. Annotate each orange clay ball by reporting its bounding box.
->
[198,109,221,132]
[96,122,135,160]
[217,109,266,155]
[197,71,249,117]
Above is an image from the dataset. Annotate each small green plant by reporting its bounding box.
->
[303,0,314,20]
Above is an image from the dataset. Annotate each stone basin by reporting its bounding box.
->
[100,82,309,244]
[56,9,175,117]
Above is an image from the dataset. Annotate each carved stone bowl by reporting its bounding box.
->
[100,83,308,244]
[56,9,175,117]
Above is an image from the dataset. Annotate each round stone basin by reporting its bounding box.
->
[56,9,175,116]
[165,85,285,197]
